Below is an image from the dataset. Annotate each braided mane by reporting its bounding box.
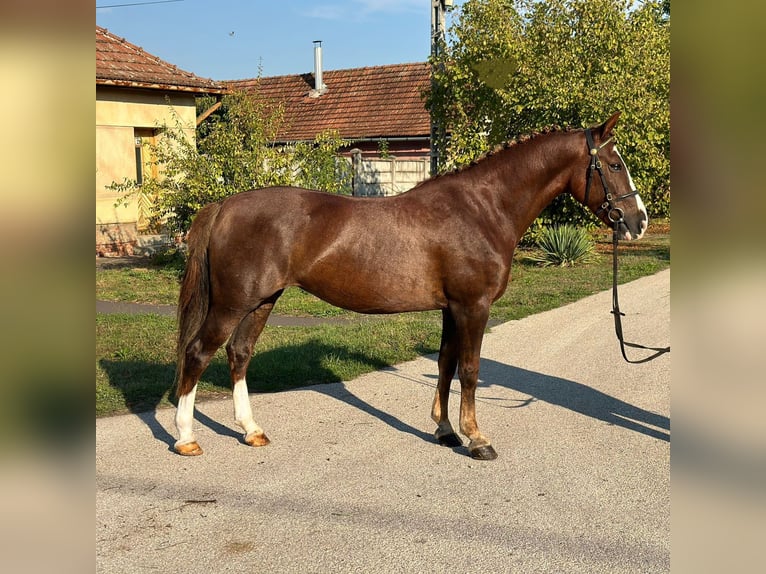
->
[416,125,578,188]
[455,125,576,171]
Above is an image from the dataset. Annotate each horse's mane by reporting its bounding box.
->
[413,124,578,190]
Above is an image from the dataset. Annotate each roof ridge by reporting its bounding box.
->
[97,25,127,46]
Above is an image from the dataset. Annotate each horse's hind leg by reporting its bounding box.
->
[431,309,462,447]
[175,307,242,456]
[226,295,281,448]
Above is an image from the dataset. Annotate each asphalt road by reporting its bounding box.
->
[97,269,670,573]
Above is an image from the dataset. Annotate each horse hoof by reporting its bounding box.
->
[244,432,270,447]
[468,443,498,460]
[436,432,463,447]
[175,441,203,456]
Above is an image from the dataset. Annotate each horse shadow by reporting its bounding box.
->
[99,343,668,454]
[424,357,670,442]
[98,358,239,452]
[305,372,440,445]
[99,339,439,452]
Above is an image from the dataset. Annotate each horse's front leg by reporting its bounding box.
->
[453,303,498,460]
[431,309,462,447]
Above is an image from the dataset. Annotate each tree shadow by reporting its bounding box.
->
[422,357,669,441]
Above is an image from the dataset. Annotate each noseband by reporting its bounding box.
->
[584,129,670,364]
[584,128,638,226]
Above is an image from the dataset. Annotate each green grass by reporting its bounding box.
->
[96,266,348,317]
[97,312,442,417]
[268,288,350,317]
[96,222,669,417]
[494,232,669,322]
[96,266,181,305]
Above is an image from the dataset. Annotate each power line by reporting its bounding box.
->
[97,0,185,9]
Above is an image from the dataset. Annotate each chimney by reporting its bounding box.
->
[310,40,327,97]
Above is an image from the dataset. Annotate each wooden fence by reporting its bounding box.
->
[350,150,431,197]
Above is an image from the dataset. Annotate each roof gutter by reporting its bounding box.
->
[96,78,228,95]
[344,136,431,143]
[269,135,431,146]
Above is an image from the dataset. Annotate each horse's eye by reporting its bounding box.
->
[609,163,622,172]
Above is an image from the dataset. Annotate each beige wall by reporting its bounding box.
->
[96,87,196,252]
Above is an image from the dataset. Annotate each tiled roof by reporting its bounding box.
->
[96,26,226,94]
[227,62,431,142]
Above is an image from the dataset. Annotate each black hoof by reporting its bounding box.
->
[436,432,463,447]
[469,444,498,460]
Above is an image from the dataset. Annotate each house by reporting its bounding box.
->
[96,25,227,256]
[227,60,432,160]
[227,53,434,196]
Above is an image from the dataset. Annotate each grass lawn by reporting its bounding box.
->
[96,221,669,417]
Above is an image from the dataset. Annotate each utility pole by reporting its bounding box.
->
[430,0,451,176]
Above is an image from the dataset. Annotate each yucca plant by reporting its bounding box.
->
[525,224,597,267]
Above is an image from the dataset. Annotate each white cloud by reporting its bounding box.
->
[303,4,349,20]
[352,0,424,15]
[301,0,426,21]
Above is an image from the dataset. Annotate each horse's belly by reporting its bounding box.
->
[296,265,446,314]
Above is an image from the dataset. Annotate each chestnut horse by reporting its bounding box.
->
[173,112,648,460]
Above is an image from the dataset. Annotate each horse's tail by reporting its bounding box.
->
[175,202,223,396]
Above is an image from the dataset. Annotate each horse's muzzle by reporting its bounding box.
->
[621,215,648,241]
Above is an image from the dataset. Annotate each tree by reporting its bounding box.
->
[111,90,352,234]
[427,0,670,235]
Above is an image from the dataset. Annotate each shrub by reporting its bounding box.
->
[110,91,352,235]
[525,224,597,267]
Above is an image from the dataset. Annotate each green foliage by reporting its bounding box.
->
[148,247,187,271]
[427,0,670,220]
[520,194,599,246]
[377,139,392,159]
[293,130,353,195]
[525,224,597,267]
[110,91,352,234]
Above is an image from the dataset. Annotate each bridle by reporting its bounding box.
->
[584,128,670,364]
[584,128,639,224]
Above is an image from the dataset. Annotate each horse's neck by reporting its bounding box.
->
[487,135,578,240]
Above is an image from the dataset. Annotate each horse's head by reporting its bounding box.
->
[571,112,648,241]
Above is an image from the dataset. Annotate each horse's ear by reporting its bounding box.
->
[599,111,622,139]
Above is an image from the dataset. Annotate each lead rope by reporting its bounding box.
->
[584,129,669,363]
[610,222,670,363]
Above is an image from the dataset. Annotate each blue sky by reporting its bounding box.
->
[96,0,462,81]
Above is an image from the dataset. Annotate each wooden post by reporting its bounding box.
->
[350,148,362,196]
